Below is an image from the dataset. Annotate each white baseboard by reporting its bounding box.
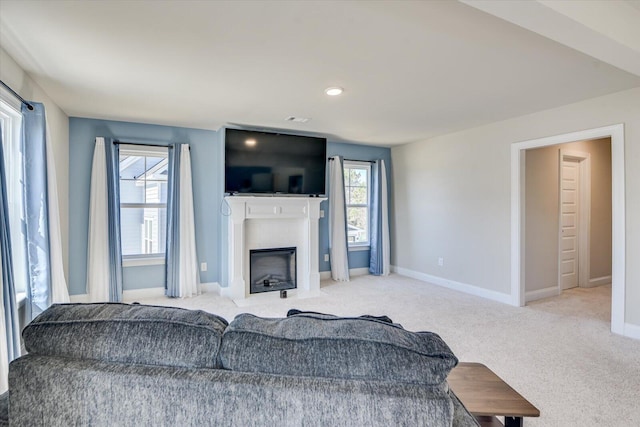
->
[391,265,512,305]
[525,286,560,303]
[351,267,370,277]
[200,282,222,295]
[69,282,222,303]
[585,275,612,288]
[623,322,640,340]
[319,267,370,281]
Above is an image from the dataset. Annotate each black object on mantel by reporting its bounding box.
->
[280,290,287,299]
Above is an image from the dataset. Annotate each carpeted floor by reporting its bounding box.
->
[136,274,640,426]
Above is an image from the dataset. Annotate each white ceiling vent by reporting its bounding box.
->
[285,116,310,123]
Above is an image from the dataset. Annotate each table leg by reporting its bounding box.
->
[504,416,523,427]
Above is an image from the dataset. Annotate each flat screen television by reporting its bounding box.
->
[224,128,327,195]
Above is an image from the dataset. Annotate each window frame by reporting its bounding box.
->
[0,89,28,300]
[343,160,372,250]
[118,144,169,266]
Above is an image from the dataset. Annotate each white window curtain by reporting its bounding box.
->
[45,121,70,303]
[166,144,200,298]
[87,137,110,302]
[87,137,123,302]
[329,155,350,281]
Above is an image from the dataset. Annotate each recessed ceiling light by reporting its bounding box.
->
[325,87,344,96]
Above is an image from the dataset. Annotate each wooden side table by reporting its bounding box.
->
[447,362,540,427]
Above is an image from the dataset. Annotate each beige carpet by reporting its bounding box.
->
[136,274,640,426]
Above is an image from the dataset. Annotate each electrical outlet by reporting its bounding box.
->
[200,262,208,272]
[324,254,329,262]
[320,210,325,218]
[438,257,444,267]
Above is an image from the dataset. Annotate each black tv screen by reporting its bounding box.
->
[225,128,327,195]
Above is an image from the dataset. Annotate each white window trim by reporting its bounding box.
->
[348,244,370,252]
[119,144,168,262]
[0,89,28,297]
[343,160,372,248]
[121,202,166,209]
[0,86,22,111]
[122,255,166,267]
[119,144,168,157]
[16,292,26,308]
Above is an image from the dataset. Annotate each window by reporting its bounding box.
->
[119,145,168,262]
[343,161,371,247]
[0,92,27,295]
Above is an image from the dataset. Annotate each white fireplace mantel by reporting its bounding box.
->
[221,196,326,303]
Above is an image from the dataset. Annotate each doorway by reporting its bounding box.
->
[511,124,625,336]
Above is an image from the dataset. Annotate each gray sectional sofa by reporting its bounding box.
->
[1,303,479,426]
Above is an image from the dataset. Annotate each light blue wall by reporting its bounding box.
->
[68,118,223,295]
[68,118,391,295]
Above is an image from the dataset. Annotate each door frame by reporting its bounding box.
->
[558,150,591,292]
[511,124,625,336]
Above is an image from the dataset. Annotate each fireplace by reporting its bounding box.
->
[222,196,325,301]
[250,247,297,294]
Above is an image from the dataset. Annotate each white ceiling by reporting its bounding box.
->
[1,0,639,146]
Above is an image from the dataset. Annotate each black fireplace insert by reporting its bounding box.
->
[249,247,297,294]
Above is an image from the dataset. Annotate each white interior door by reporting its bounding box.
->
[560,158,580,289]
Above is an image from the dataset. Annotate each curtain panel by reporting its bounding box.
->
[104,139,123,302]
[21,103,52,319]
[329,155,350,281]
[45,115,70,304]
[20,102,70,317]
[369,159,390,276]
[166,144,200,298]
[87,137,122,302]
[0,129,21,392]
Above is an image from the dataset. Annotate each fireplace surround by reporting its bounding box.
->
[221,196,326,303]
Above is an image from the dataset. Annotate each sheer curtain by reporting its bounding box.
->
[329,156,350,281]
[87,137,122,302]
[0,129,20,393]
[166,144,200,298]
[369,159,390,276]
[45,119,69,303]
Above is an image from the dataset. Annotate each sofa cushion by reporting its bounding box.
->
[220,313,458,385]
[23,303,228,369]
[286,308,395,324]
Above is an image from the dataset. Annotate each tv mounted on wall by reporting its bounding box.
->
[224,128,327,196]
